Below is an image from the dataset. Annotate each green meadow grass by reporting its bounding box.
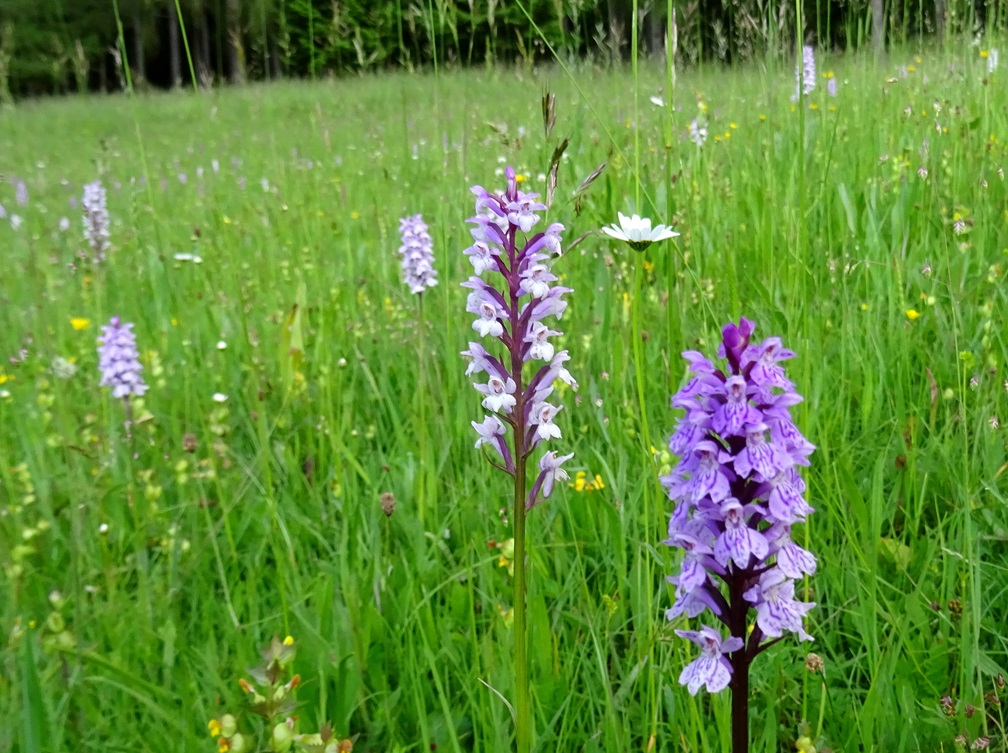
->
[1,46,1007,753]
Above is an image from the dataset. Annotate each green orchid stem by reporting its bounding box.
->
[513,435,531,753]
[417,294,428,529]
[631,1,659,740]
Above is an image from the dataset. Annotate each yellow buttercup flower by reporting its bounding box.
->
[906,309,921,321]
[70,317,90,331]
[208,719,223,737]
[283,635,294,646]
[572,471,605,492]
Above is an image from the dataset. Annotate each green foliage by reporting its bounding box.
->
[5,0,1005,98]
[0,46,1007,753]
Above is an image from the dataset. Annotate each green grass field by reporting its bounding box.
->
[1,45,1007,753]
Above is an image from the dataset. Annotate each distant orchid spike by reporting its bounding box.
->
[602,211,679,251]
[397,213,438,294]
[662,318,815,711]
[792,45,817,102]
[82,180,111,263]
[688,118,708,147]
[97,316,148,399]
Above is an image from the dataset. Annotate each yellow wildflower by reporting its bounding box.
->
[208,719,223,737]
[572,471,605,492]
[980,49,989,59]
[515,173,527,183]
[350,211,360,220]
[496,538,515,575]
[283,635,294,646]
[642,259,654,273]
[906,309,921,321]
[70,317,90,331]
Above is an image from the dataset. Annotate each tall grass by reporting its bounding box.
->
[0,39,1006,753]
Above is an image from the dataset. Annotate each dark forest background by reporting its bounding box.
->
[0,0,1003,99]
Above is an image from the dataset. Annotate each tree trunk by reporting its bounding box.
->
[168,1,181,87]
[132,12,146,84]
[871,0,886,55]
[934,0,946,40]
[270,40,282,80]
[227,0,245,84]
[200,15,211,83]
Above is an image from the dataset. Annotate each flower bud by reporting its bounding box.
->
[45,612,66,634]
[48,590,66,609]
[229,732,249,753]
[271,722,294,753]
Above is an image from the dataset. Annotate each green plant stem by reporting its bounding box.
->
[417,294,428,529]
[513,448,530,753]
[630,0,659,741]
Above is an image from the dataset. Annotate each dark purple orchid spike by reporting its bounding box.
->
[662,318,815,753]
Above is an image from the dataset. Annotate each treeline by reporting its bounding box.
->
[0,0,1002,99]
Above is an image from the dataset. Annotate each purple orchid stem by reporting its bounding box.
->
[462,167,575,753]
[663,318,816,753]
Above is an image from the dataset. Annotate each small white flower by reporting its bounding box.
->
[98,523,109,534]
[212,392,229,403]
[216,340,227,350]
[649,95,665,107]
[601,211,679,251]
[174,252,204,264]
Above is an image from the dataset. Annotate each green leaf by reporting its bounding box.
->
[20,633,47,753]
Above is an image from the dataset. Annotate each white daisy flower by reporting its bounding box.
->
[601,211,679,251]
